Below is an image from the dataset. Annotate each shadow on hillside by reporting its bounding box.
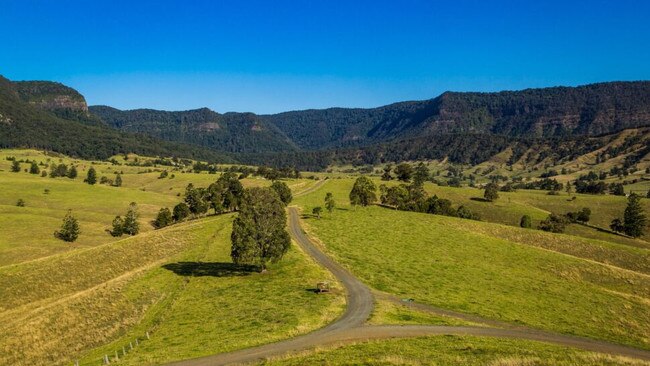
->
[470,197,490,202]
[162,262,259,277]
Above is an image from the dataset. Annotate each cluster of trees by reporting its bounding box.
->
[534,208,591,233]
[98,173,123,187]
[182,172,244,216]
[573,172,625,195]
[380,162,430,185]
[349,175,480,220]
[512,178,563,192]
[109,203,140,237]
[151,172,285,230]
[49,163,77,179]
[610,193,647,238]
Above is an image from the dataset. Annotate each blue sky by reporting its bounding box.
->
[1,0,649,113]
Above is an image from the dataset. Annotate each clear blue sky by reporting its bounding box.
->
[1,0,649,113]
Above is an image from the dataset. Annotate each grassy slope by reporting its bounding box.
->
[0,214,344,366]
[0,149,309,266]
[258,336,650,366]
[0,149,343,365]
[293,179,650,349]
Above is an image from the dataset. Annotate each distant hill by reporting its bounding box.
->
[91,81,650,154]
[2,75,649,170]
[0,76,233,162]
[90,105,298,154]
[260,81,650,150]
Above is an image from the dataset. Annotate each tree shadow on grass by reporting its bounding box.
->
[470,197,490,202]
[162,262,260,277]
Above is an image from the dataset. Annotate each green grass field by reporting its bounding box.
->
[258,336,650,366]
[2,149,649,365]
[294,178,650,349]
[0,214,344,366]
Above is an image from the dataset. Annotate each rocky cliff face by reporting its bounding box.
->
[14,81,88,113]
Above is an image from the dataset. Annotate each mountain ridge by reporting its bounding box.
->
[2,75,649,171]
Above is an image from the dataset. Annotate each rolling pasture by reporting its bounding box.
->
[0,150,343,365]
[1,149,649,365]
[294,178,650,349]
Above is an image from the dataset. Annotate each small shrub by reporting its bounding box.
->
[16,199,25,207]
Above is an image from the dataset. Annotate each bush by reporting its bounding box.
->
[153,207,173,229]
[520,215,532,228]
[538,214,568,233]
[16,199,25,207]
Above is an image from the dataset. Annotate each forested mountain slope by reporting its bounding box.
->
[90,105,298,153]
[0,76,233,162]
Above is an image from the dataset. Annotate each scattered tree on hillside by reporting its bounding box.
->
[395,163,413,182]
[312,206,323,218]
[413,162,429,186]
[122,202,140,235]
[29,162,40,174]
[110,216,124,237]
[114,173,123,187]
[270,181,292,205]
[10,160,20,173]
[54,210,80,242]
[520,215,532,228]
[349,176,377,207]
[484,183,499,202]
[381,164,393,181]
[623,193,646,237]
[173,202,191,221]
[566,182,573,195]
[325,192,336,214]
[67,165,78,179]
[231,187,291,271]
[16,199,25,207]
[153,207,173,229]
[85,167,97,185]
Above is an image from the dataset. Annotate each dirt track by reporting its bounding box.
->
[166,207,650,365]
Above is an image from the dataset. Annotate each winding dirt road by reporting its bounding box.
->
[167,207,650,365]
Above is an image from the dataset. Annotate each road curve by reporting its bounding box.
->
[293,177,328,198]
[166,207,650,365]
[166,207,373,366]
